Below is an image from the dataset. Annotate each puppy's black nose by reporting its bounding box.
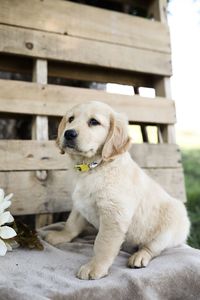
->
[64,129,78,140]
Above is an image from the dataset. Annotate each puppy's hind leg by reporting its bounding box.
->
[128,230,172,268]
[45,209,88,245]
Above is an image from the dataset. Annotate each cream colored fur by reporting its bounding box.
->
[46,101,190,280]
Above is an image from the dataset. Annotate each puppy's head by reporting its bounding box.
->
[57,101,131,160]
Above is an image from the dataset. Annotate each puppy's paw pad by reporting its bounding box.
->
[128,250,151,268]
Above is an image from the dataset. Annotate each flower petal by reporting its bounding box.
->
[0,189,5,203]
[0,211,14,226]
[7,214,14,224]
[0,201,11,214]
[0,239,7,256]
[0,226,17,239]
[8,214,14,223]
[5,242,12,251]
[4,193,13,202]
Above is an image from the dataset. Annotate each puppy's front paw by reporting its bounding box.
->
[45,230,72,246]
[128,249,152,268]
[77,261,108,280]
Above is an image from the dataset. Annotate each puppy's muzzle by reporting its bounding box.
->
[64,129,78,148]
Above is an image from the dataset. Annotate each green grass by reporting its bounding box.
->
[181,148,200,249]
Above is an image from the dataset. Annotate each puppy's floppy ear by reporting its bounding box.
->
[102,112,131,161]
[56,116,67,155]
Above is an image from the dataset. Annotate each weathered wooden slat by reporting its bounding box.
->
[0,141,181,171]
[0,167,186,216]
[32,59,51,228]
[149,0,176,145]
[145,168,186,202]
[0,55,153,87]
[0,171,73,215]
[129,143,181,168]
[0,80,176,124]
[148,0,168,23]
[0,25,171,76]
[48,61,154,88]
[0,0,170,53]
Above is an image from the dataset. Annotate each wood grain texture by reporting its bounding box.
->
[154,78,176,144]
[0,24,172,76]
[145,168,186,202]
[0,141,182,171]
[0,167,186,216]
[32,59,48,141]
[48,61,153,87]
[0,55,153,87]
[149,1,175,145]
[0,80,176,124]
[0,0,170,53]
[148,0,168,23]
[129,143,181,168]
[35,213,53,229]
[0,170,73,215]
[31,59,50,228]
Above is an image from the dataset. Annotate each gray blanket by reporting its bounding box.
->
[0,222,200,300]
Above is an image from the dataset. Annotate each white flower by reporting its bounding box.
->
[0,188,13,214]
[0,189,17,256]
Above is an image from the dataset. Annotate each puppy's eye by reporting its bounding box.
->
[88,118,100,126]
[68,116,74,123]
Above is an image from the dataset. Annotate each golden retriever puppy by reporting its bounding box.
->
[46,101,190,280]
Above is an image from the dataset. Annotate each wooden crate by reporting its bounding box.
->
[0,0,186,228]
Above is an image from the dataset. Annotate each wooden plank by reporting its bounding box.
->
[149,1,175,144]
[0,0,170,53]
[48,61,153,87]
[32,59,48,141]
[0,141,182,171]
[0,170,73,215]
[145,168,186,202]
[0,167,186,216]
[148,0,168,23]
[31,59,50,228]
[0,25,172,76]
[158,124,176,144]
[155,77,175,143]
[31,60,48,174]
[154,77,172,98]
[129,143,181,168]
[0,80,176,124]
[32,59,48,88]
[35,213,53,228]
[134,86,149,143]
[154,77,176,143]
[0,55,153,87]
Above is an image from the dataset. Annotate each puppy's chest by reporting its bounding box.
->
[72,176,102,228]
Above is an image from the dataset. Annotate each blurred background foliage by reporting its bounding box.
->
[182,149,200,249]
